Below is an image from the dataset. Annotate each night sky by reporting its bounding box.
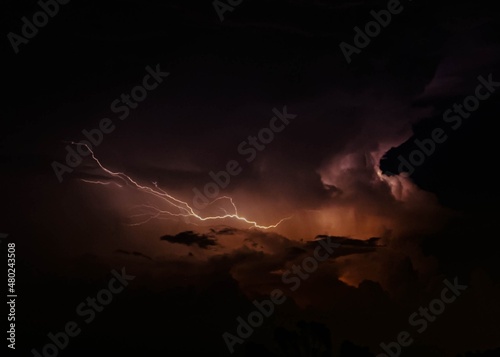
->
[2,0,500,356]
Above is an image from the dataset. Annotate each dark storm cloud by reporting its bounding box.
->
[209,226,238,235]
[313,235,383,247]
[160,231,218,249]
[285,246,307,260]
[155,228,385,298]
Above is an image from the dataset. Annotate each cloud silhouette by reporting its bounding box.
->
[160,231,218,249]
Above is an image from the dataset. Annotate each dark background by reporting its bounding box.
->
[2,0,500,356]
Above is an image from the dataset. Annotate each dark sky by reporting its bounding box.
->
[1,0,500,356]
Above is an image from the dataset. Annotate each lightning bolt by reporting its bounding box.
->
[73,142,291,229]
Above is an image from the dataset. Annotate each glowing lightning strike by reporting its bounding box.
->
[73,142,292,229]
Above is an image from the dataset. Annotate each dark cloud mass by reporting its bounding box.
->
[160,231,219,249]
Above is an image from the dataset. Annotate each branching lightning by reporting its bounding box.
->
[74,143,291,229]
